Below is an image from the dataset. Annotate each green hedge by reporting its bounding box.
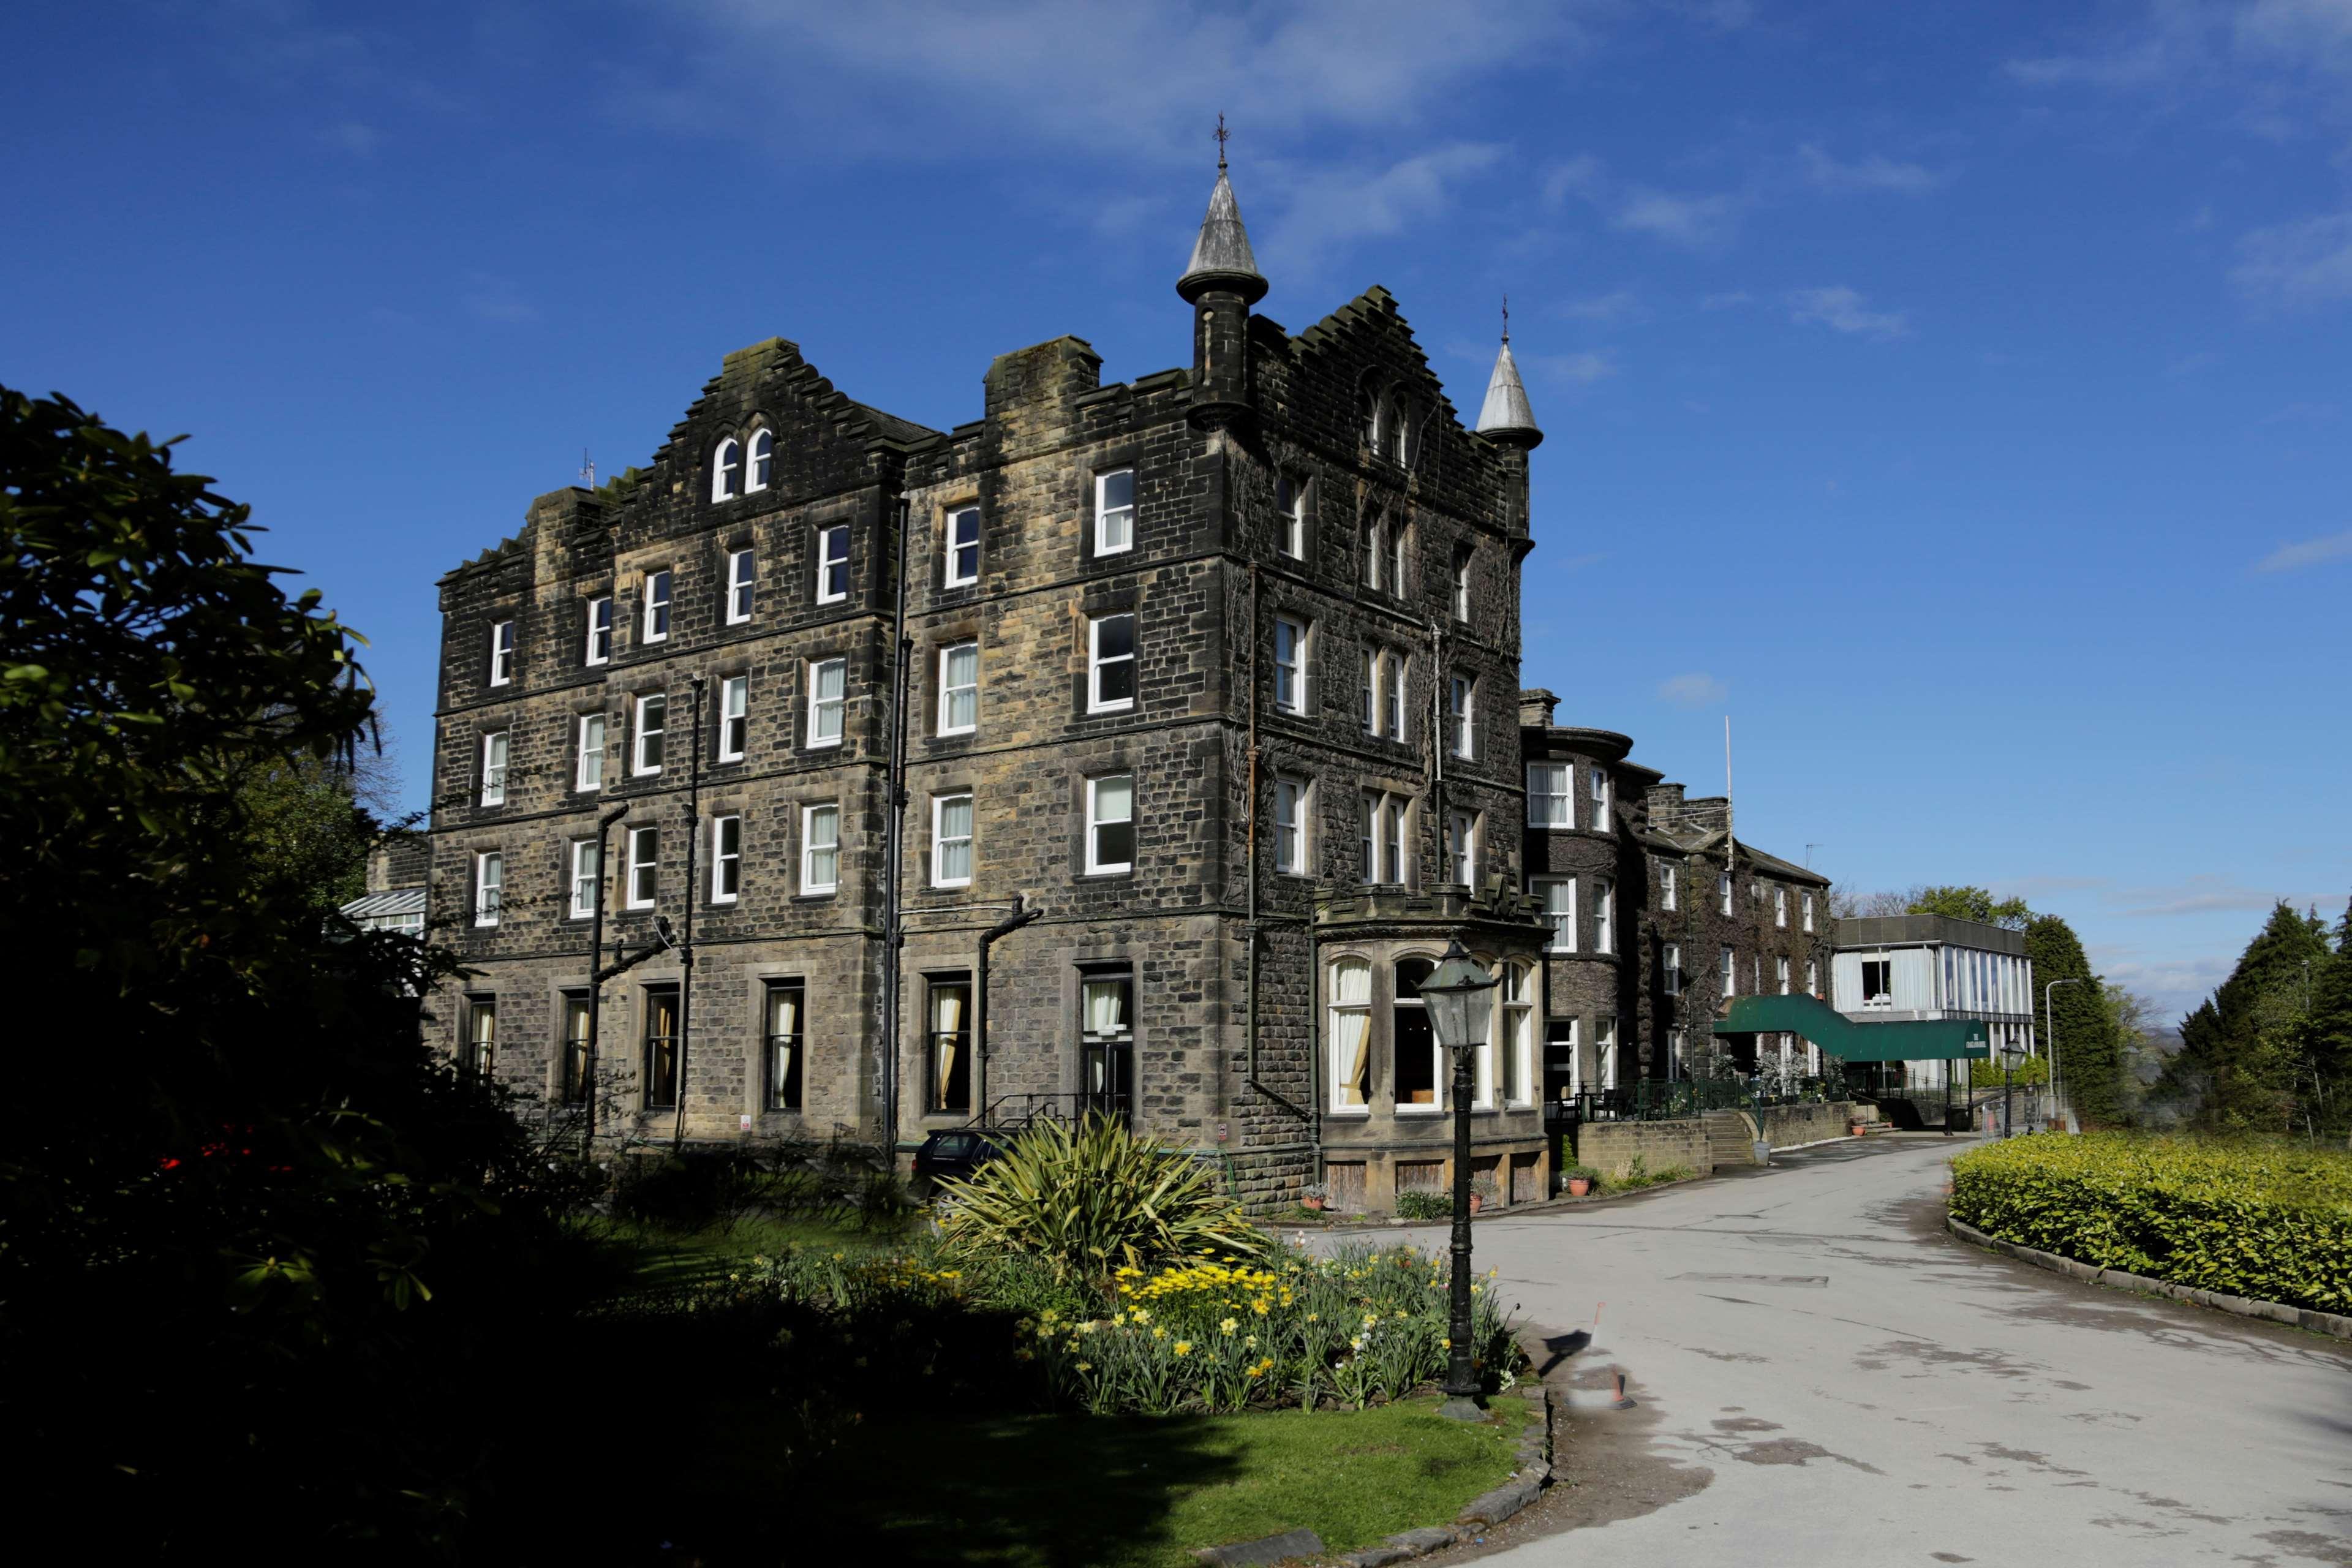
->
[1950,1134,2352,1314]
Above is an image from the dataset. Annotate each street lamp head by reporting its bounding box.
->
[1420,937,1499,1054]
[2000,1041,2027,1070]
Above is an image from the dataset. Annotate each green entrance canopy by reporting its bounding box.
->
[1711,992,1989,1061]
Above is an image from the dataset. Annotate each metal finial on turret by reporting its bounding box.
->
[1177,119,1267,306]
[1475,309,1542,446]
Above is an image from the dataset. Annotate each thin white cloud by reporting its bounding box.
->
[2003,1,2352,115]
[2232,211,2352,308]
[1785,285,1910,341]
[1540,154,1607,210]
[2252,527,2352,572]
[632,0,1607,162]
[1614,186,1746,248]
[1559,288,1643,325]
[1262,142,1506,271]
[323,120,379,156]
[1658,672,1728,707]
[1796,143,1942,196]
[1699,290,1753,310]
[461,273,538,325]
[1528,350,1616,385]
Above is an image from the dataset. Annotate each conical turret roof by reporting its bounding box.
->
[1177,164,1268,306]
[1475,336,1542,445]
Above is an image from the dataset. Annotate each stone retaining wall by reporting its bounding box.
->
[1572,1118,1711,1182]
[1755,1101,1855,1149]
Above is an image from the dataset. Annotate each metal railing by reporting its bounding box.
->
[967,1091,1133,1133]
[1545,1075,1839,1126]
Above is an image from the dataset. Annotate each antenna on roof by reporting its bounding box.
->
[1215,112,1229,172]
[580,448,595,488]
[1501,294,1510,344]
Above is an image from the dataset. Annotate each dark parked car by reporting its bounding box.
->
[911,1127,1009,1193]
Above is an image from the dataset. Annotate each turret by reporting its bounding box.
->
[1474,311,1542,448]
[1176,126,1266,432]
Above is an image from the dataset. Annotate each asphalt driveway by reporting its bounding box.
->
[1362,1134,2352,1567]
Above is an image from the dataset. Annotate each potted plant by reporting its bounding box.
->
[1469,1174,1499,1213]
[1300,1182,1329,1213]
[1562,1164,1599,1198]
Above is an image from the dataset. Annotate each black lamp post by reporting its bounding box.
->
[2000,1040,2026,1139]
[1419,937,1501,1422]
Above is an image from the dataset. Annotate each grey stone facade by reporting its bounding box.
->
[423,166,1821,1212]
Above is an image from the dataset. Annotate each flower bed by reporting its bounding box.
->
[1031,1245,1518,1415]
[1949,1134,2352,1314]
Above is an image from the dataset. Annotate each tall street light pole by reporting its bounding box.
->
[1419,937,1501,1423]
[2045,976,2084,1134]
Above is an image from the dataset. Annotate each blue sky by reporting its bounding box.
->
[8,1,2350,1017]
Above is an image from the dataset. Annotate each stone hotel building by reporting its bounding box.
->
[425,161,1832,1212]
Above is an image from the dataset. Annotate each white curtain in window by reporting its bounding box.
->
[1084,978,1127,1036]
[1330,960,1371,1109]
[771,989,799,1096]
[933,987,964,1104]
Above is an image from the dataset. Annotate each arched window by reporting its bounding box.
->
[1364,514,1386,591]
[1328,958,1371,1112]
[1394,956,1439,1109]
[1386,393,1411,464]
[747,428,773,493]
[1359,384,1383,450]
[712,437,742,501]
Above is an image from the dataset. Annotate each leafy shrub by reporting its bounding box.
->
[1561,1164,1601,1185]
[1969,1055,2052,1088]
[1395,1188,1452,1221]
[937,1114,1260,1297]
[1609,1158,1696,1191]
[1950,1133,2352,1313]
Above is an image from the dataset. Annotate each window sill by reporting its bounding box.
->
[795,889,839,902]
[1395,1105,1446,1117]
[1079,867,1134,880]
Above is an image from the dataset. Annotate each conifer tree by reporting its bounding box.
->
[2024,913,2120,1123]
[2152,901,2334,1133]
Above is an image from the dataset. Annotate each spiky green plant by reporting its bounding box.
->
[935,1114,1261,1295]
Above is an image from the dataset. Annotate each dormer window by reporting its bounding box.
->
[712,439,741,501]
[747,428,773,493]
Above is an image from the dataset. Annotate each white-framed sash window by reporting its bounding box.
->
[1327,957,1371,1113]
[1085,773,1135,874]
[806,658,845,747]
[944,505,980,586]
[718,676,748,762]
[1275,775,1306,875]
[584,595,612,666]
[932,793,973,888]
[815,524,850,603]
[643,569,671,643]
[479,730,508,807]
[568,838,599,919]
[1534,876,1575,953]
[633,693,666,775]
[1273,616,1306,715]
[727,547,755,623]
[938,642,978,734]
[576,712,606,791]
[801,804,839,894]
[711,815,741,902]
[1527,763,1571,827]
[1094,468,1135,554]
[627,827,658,909]
[488,620,514,687]
[473,851,502,927]
[1088,614,1136,712]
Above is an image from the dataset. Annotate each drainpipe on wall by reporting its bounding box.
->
[973,893,1039,1123]
[880,494,911,1153]
[670,674,705,1153]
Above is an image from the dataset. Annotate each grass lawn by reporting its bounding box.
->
[577,1212,917,1290]
[653,1395,1534,1566]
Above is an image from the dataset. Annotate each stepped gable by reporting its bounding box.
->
[1289,285,1467,432]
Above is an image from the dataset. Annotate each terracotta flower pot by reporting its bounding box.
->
[1469,1193,1483,1213]
[1302,1196,1325,1212]
[1850,1123,1868,1137]
[1567,1177,1593,1197]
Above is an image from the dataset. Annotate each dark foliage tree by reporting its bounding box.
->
[1907,884,2032,930]
[2151,900,2335,1134]
[0,388,576,1558]
[2024,913,2122,1124]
